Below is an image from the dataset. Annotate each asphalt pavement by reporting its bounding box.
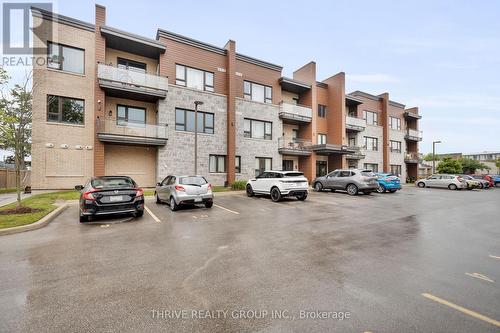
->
[0,187,499,332]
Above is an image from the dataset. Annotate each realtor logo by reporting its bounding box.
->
[2,2,52,54]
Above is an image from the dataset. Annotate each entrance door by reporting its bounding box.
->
[316,161,327,177]
[282,160,294,171]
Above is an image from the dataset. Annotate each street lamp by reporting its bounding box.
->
[193,101,204,175]
[432,140,442,174]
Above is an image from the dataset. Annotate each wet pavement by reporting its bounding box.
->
[0,187,499,332]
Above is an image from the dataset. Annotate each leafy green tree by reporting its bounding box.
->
[459,158,489,174]
[423,153,440,161]
[436,157,462,174]
[0,68,32,206]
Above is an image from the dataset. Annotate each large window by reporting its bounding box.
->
[244,81,272,104]
[244,119,272,140]
[317,133,327,144]
[176,64,214,92]
[209,155,226,173]
[255,157,272,176]
[364,136,378,151]
[363,110,378,125]
[318,104,327,118]
[47,42,84,74]
[117,58,146,73]
[390,164,402,176]
[364,163,379,172]
[389,116,401,130]
[175,108,214,134]
[390,140,402,153]
[47,95,84,125]
[117,105,146,126]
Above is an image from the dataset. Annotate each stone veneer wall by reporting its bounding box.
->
[389,128,407,182]
[359,124,384,172]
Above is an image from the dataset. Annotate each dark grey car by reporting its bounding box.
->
[312,169,379,195]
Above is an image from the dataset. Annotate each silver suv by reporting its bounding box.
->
[313,169,379,195]
[155,175,213,211]
[416,174,467,190]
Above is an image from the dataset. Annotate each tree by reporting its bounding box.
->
[423,153,440,161]
[459,158,489,175]
[436,157,462,174]
[0,67,32,206]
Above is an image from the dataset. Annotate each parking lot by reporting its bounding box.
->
[1,187,499,332]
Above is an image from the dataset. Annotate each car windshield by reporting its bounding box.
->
[361,170,375,177]
[179,176,207,186]
[284,172,304,177]
[91,177,134,189]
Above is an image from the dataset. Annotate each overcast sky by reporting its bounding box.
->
[1,0,499,159]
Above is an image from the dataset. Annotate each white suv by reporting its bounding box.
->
[246,171,309,202]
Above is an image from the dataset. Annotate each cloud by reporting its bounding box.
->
[346,74,400,84]
[403,94,500,112]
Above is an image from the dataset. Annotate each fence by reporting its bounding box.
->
[0,168,31,189]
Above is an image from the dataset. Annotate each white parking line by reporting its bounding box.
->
[489,255,500,260]
[144,205,161,223]
[465,272,495,283]
[213,204,240,215]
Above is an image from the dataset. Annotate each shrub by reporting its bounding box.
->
[231,180,247,190]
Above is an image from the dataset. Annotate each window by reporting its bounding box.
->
[117,58,146,73]
[348,137,356,147]
[391,165,402,175]
[282,160,294,171]
[317,133,327,145]
[255,157,272,176]
[390,140,402,153]
[47,42,84,74]
[339,170,352,177]
[364,163,379,173]
[243,81,272,103]
[117,105,146,126]
[47,95,84,125]
[176,64,214,92]
[389,116,401,130]
[235,156,241,173]
[364,136,378,151]
[175,108,214,134]
[209,155,226,173]
[244,118,272,140]
[363,110,378,125]
[318,104,327,118]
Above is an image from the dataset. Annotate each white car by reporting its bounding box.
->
[246,170,309,202]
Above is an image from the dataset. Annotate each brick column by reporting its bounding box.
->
[93,4,106,176]
[225,40,236,186]
[324,72,347,170]
[379,93,390,173]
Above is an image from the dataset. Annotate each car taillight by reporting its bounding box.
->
[207,184,212,190]
[175,185,185,191]
[136,188,144,197]
[457,177,463,182]
[83,191,96,200]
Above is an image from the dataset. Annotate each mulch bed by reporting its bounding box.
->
[0,206,43,215]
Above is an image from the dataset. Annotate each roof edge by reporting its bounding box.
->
[31,6,95,32]
[101,26,166,51]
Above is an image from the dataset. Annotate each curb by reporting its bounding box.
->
[0,203,68,236]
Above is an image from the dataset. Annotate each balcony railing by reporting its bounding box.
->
[346,116,366,131]
[405,128,423,141]
[404,152,419,163]
[346,146,365,160]
[97,63,168,99]
[278,137,312,156]
[96,118,168,146]
[279,102,312,123]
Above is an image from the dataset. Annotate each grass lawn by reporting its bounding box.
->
[0,188,17,194]
[0,191,79,229]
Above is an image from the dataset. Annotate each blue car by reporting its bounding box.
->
[494,175,500,188]
[374,173,402,193]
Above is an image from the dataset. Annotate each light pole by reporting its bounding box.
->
[193,101,204,175]
[432,140,442,174]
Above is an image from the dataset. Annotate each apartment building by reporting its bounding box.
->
[30,4,421,189]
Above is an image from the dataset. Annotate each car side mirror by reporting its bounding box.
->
[74,185,84,191]
[156,182,161,186]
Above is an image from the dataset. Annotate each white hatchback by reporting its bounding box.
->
[246,171,309,202]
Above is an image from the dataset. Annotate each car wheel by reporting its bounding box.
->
[417,182,426,188]
[246,184,254,197]
[155,193,162,204]
[270,187,282,202]
[314,182,323,192]
[376,185,386,193]
[170,197,178,211]
[478,183,484,189]
[79,214,88,223]
[135,210,144,218]
[448,184,458,190]
[296,193,307,201]
[205,201,213,208]
[346,184,358,196]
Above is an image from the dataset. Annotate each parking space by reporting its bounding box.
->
[0,187,499,332]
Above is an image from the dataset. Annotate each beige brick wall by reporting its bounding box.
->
[104,145,156,187]
[31,17,95,189]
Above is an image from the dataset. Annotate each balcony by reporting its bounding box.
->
[404,152,419,163]
[279,102,312,123]
[96,118,168,146]
[346,116,366,132]
[278,138,312,156]
[405,128,423,141]
[404,111,422,120]
[97,63,168,102]
[346,146,365,160]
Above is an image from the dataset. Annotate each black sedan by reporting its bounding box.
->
[75,176,144,223]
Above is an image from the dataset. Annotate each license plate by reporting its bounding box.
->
[109,195,122,202]
[194,197,202,203]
